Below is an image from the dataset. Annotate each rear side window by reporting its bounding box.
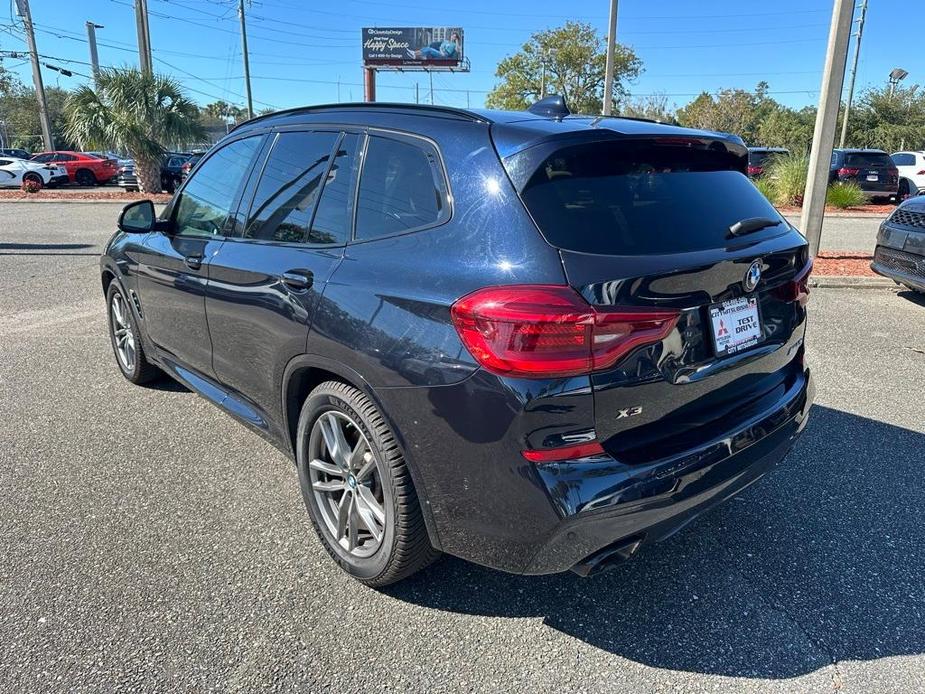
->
[310,133,361,245]
[517,140,784,256]
[845,152,893,168]
[355,135,448,241]
[173,136,262,238]
[244,131,339,243]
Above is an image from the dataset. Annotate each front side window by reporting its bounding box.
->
[355,135,448,241]
[244,131,339,243]
[173,136,262,237]
[55,154,76,162]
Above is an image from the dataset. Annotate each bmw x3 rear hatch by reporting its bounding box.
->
[503,134,811,464]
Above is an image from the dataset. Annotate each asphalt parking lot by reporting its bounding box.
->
[1,202,923,693]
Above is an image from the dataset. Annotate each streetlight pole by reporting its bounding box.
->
[86,21,104,88]
[602,0,619,115]
[800,0,855,258]
[838,0,866,148]
[888,68,908,99]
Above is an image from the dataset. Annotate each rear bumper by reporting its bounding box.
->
[525,369,813,574]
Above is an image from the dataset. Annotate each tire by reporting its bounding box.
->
[75,169,96,187]
[295,381,439,587]
[106,282,160,385]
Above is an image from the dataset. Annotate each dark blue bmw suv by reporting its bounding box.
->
[101,98,814,586]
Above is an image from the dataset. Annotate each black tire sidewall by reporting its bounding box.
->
[76,170,95,186]
[106,282,142,382]
[296,387,398,581]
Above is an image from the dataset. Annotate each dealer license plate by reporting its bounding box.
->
[709,296,763,356]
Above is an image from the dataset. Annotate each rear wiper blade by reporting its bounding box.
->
[728,217,783,237]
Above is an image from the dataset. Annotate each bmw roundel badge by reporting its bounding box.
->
[744,261,762,292]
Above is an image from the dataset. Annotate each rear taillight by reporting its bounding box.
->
[747,165,763,176]
[450,285,680,378]
[521,440,605,463]
[837,167,860,176]
[774,259,813,307]
[181,162,191,172]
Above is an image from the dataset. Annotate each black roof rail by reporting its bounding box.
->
[232,102,491,132]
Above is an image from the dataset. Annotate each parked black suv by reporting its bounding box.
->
[101,99,814,586]
[830,148,899,201]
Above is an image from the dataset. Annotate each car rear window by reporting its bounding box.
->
[517,140,785,255]
[845,152,893,168]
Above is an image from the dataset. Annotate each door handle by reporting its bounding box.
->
[184,254,203,270]
[282,270,313,291]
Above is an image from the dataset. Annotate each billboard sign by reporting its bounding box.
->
[362,27,465,69]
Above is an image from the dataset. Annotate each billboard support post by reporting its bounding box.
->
[364,67,376,103]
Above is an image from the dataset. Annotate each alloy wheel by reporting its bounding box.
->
[308,411,386,557]
[110,292,136,372]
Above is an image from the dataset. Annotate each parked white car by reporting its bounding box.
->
[0,157,69,189]
[890,151,925,197]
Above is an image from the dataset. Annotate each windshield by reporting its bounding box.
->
[518,140,784,255]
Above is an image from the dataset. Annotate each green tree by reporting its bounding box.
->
[675,82,774,143]
[65,68,203,192]
[486,21,642,114]
[845,84,925,151]
[755,105,816,153]
[621,93,676,122]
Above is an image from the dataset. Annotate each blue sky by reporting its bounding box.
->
[0,0,918,113]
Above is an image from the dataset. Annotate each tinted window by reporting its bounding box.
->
[355,135,447,240]
[55,154,76,162]
[310,133,361,245]
[244,131,338,243]
[892,153,915,167]
[518,140,784,256]
[845,152,893,168]
[173,136,262,238]
[167,156,185,168]
[30,154,53,163]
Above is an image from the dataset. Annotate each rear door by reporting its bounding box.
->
[206,129,362,427]
[507,136,810,462]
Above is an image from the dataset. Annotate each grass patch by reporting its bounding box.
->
[826,181,866,209]
[764,152,809,206]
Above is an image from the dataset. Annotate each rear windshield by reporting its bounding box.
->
[844,152,893,168]
[518,140,785,255]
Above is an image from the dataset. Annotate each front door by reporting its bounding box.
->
[134,135,264,378]
[206,129,362,430]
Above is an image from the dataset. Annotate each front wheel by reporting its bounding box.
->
[295,381,439,587]
[106,282,160,384]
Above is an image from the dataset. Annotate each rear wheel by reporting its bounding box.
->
[295,381,439,587]
[75,169,95,187]
[106,282,160,384]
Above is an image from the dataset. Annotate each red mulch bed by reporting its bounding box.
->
[0,190,172,203]
[777,203,894,216]
[814,251,875,277]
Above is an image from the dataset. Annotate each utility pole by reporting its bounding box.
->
[602,0,619,115]
[86,21,103,88]
[134,0,152,75]
[838,0,867,147]
[800,0,854,257]
[238,0,253,119]
[14,0,54,150]
[540,51,547,98]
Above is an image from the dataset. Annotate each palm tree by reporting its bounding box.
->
[65,68,204,193]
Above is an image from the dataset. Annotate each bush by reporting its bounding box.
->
[753,176,775,202]
[826,181,866,208]
[20,178,42,194]
[764,152,808,206]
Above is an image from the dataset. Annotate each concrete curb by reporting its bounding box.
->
[810,276,896,289]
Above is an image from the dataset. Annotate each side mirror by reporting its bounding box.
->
[118,199,156,234]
